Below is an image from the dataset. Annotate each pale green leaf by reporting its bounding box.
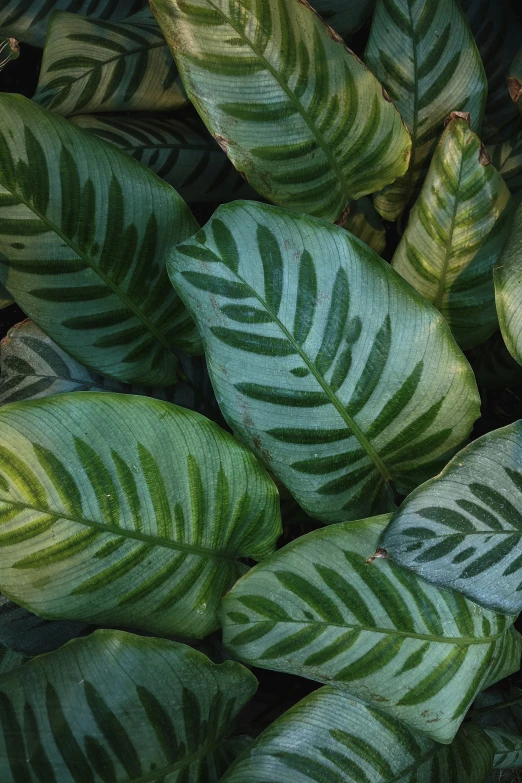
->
[0,393,281,638]
[221,687,494,782]
[0,94,200,386]
[495,203,522,365]
[393,115,512,350]
[312,0,376,41]
[489,130,522,197]
[0,319,218,420]
[0,594,87,657]
[151,0,411,222]
[169,201,480,523]
[33,9,187,116]
[508,47,522,115]
[383,420,522,615]
[0,0,147,47]
[221,514,519,742]
[365,0,487,220]
[69,113,255,203]
[0,629,257,782]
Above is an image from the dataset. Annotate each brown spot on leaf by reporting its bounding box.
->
[479,143,491,166]
[335,203,351,228]
[508,77,522,104]
[444,111,471,129]
[214,134,229,154]
[382,86,392,102]
[366,548,388,564]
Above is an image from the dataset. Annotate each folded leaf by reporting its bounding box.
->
[312,0,376,41]
[151,0,411,222]
[0,0,147,47]
[221,515,519,742]
[495,202,522,365]
[0,629,257,782]
[0,94,200,386]
[489,130,522,197]
[0,594,88,657]
[224,688,493,783]
[365,0,486,220]
[0,319,218,419]
[508,47,522,115]
[70,113,255,203]
[383,420,522,614]
[393,115,512,350]
[170,201,480,523]
[33,9,187,117]
[0,393,281,638]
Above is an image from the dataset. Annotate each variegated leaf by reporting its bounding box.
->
[365,0,487,220]
[473,687,522,770]
[221,514,520,742]
[33,9,187,116]
[495,202,522,365]
[0,393,281,638]
[489,130,522,198]
[151,0,411,222]
[344,196,386,255]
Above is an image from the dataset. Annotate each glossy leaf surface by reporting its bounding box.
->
[365,0,487,220]
[0,629,257,782]
[0,94,200,386]
[495,202,522,365]
[151,0,411,222]
[70,114,254,203]
[384,421,522,615]
[0,393,281,638]
[221,515,519,742]
[170,201,480,523]
[33,9,187,117]
[393,116,512,349]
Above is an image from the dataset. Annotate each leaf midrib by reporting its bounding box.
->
[0,498,240,563]
[204,0,351,210]
[432,138,465,309]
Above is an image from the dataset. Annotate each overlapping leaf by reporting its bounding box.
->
[0,646,24,676]
[170,201,480,523]
[383,421,522,615]
[222,687,494,783]
[460,0,522,142]
[0,0,146,47]
[312,0,376,41]
[151,0,411,222]
[0,319,218,419]
[0,629,257,782]
[344,196,386,254]
[70,113,255,203]
[392,115,512,350]
[473,688,522,770]
[0,94,200,386]
[365,0,486,220]
[0,594,87,657]
[509,47,522,116]
[221,515,520,742]
[0,393,281,638]
[33,9,187,116]
[489,130,522,198]
[495,202,522,365]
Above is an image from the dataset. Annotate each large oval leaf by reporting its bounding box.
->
[0,0,146,47]
[0,629,257,782]
[392,115,512,350]
[365,0,486,220]
[495,203,522,364]
[221,687,494,783]
[70,113,255,203]
[221,514,520,742]
[0,319,218,420]
[488,130,522,198]
[169,201,480,523]
[0,393,281,638]
[383,421,522,614]
[33,9,187,116]
[151,0,411,222]
[0,94,200,386]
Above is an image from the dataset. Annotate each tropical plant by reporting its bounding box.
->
[0,0,521,780]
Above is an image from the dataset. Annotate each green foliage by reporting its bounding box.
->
[0,0,522,778]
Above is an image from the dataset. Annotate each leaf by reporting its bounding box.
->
[151,0,411,223]
[311,0,376,41]
[0,629,257,782]
[0,94,200,387]
[221,514,519,742]
[221,687,494,782]
[169,201,480,523]
[0,645,25,676]
[33,9,187,117]
[460,0,522,142]
[473,688,522,770]
[0,283,12,310]
[0,393,281,638]
[392,115,512,350]
[365,0,487,220]
[383,420,522,615]
[489,130,522,198]
[495,202,522,366]
[0,319,218,420]
[70,113,255,203]
[0,594,88,657]
[508,47,522,116]
[0,0,147,47]
[343,196,386,255]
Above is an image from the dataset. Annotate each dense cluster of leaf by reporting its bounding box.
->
[0,0,522,781]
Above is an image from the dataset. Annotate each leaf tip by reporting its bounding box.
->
[366,548,388,564]
[444,111,471,129]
